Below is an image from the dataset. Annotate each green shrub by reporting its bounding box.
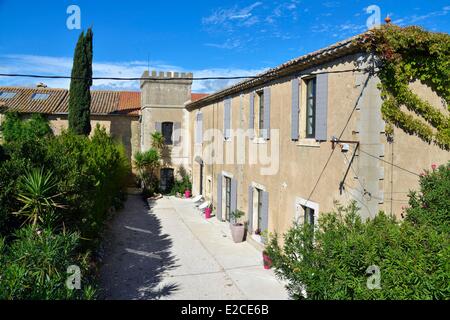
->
[14,168,64,227]
[0,226,95,300]
[406,162,450,234]
[170,172,191,196]
[0,157,30,235]
[44,125,130,240]
[267,202,450,300]
[1,112,52,144]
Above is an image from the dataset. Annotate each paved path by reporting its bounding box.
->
[99,195,288,300]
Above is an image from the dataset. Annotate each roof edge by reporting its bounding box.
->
[186,33,367,110]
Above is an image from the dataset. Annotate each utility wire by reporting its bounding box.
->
[305,72,372,206]
[358,149,420,177]
[0,68,366,82]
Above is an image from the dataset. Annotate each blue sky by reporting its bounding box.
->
[0,0,449,92]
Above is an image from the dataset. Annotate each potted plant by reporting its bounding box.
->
[229,209,246,243]
[262,250,272,269]
[205,204,212,219]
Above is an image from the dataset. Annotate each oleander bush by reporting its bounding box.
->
[406,162,450,234]
[0,226,95,300]
[267,164,450,300]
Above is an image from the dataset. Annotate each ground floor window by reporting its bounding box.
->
[256,188,263,233]
[225,176,231,221]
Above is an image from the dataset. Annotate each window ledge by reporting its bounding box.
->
[296,139,320,148]
[251,137,267,144]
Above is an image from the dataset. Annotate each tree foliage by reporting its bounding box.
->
[359,25,450,149]
[267,163,450,300]
[68,28,93,135]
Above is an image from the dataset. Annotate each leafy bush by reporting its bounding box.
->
[406,162,450,234]
[0,157,30,235]
[1,112,52,144]
[170,169,191,196]
[44,125,130,240]
[267,202,450,300]
[0,226,95,300]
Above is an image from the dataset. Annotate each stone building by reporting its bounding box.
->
[185,35,449,249]
[1,32,449,250]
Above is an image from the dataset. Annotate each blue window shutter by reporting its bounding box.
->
[263,87,271,140]
[315,73,328,141]
[155,122,161,133]
[173,122,181,146]
[249,93,255,139]
[216,174,222,221]
[291,78,300,141]
[196,113,203,144]
[247,186,253,233]
[224,98,231,140]
[261,191,269,242]
[230,178,238,222]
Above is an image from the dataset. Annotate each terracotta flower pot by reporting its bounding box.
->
[230,223,245,243]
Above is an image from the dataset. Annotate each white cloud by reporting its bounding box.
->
[0,54,265,93]
[392,6,450,26]
[202,2,263,28]
[202,1,301,49]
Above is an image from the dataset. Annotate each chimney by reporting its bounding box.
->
[36,82,48,88]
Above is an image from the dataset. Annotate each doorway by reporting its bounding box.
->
[160,168,174,194]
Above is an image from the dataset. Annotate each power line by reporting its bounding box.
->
[305,72,372,205]
[0,68,366,82]
[358,149,420,177]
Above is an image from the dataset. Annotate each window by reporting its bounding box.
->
[161,122,173,145]
[31,93,50,100]
[160,168,174,193]
[302,206,315,228]
[305,78,316,138]
[225,176,232,221]
[256,188,263,231]
[257,90,264,137]
[0,91,17,99]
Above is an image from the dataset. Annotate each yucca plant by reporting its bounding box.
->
[14,168,65,227]
[151,132,165,154]
[133,149,161,191]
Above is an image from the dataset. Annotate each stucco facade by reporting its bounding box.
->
[185,49,449,246]
[47,114,140,163]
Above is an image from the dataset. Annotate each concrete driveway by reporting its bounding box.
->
[99,195,289,300]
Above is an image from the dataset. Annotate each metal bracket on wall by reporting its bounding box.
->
[332,139,360,195]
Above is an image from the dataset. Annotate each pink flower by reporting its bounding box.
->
[431,164,437,170]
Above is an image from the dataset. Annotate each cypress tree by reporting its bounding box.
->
[68,28,93,135]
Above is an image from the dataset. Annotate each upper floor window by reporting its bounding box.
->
[31,93,50,100]
[257,90,264,137]
[0,91,17,99]
[162,122,173,145]
[305,78,316,138]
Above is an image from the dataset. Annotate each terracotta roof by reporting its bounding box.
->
[0,87,140,117]
[191,93,209,102]
[0,87,68,114]
[186,33,367,110]
[118,91,140,116]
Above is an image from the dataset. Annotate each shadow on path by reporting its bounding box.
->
[99,195,178,300]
